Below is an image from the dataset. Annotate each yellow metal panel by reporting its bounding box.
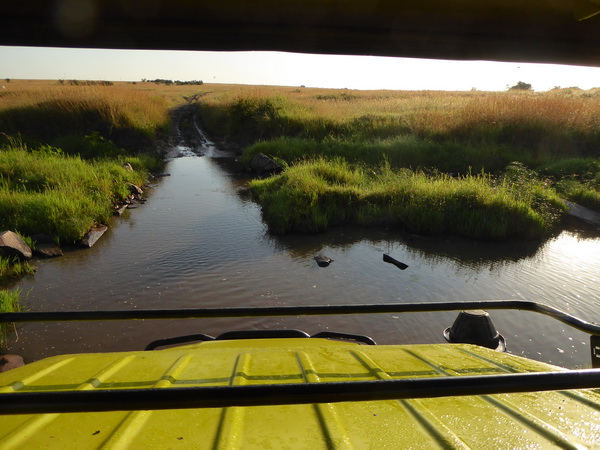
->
[1,340,600,448]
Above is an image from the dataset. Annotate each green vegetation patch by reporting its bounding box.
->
[541,158,600,210]
[0,256,35,282]
[0,288,21,349]
[242,136,524,174]
[0,145,152,243]
[250,159,565,239]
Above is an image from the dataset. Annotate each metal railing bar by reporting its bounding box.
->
[1,301,599,335]
[1,369,599,415]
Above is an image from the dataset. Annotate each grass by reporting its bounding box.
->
[250,159,566,239]
[0,257,35,281]
[241,136,521,175]
[0,83,170,153]
[0,144,154,243]
[196,86,600,160]
[1,81,597,244]
[0,81,173,282]
[0,288,22,349]
[192,85,598,237]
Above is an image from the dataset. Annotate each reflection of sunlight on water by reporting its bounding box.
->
[546,231,600,270]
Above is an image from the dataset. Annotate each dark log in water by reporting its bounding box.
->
[383,253,408,270]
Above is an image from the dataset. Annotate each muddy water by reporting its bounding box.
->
[7,150,600,369]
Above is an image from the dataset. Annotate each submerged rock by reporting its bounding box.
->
[0,230,32,260]
[81,225,108,248]
[315,255,334,267]
[34,242,63,258]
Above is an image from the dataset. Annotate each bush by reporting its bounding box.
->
[509,81,533,91]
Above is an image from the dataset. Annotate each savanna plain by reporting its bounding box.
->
[1,79,599,346]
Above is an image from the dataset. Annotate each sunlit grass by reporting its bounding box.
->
[196,86,600,163]
[0,83,170,154]
[0,84,169,134]
[0,288,22,349]
[0,145,152,243]
[0,257,35,281]
[250,159,566,238]
[195,85,593,238]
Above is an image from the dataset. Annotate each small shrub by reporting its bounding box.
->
[509,81,533,91]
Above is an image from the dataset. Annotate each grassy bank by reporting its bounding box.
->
[250,159,565,239]
[0,257,35,281]
[0,144,154,242]
[0,288,21,349]
[193,86,599,237]
[0,81,171,284]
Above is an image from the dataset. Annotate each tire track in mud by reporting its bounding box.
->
[167,104,225,159]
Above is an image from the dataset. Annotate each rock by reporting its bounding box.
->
[565,200,600,228]
[114,204,128,216]
[0,354,24,373]
[81,225,108,248]
[315,255,334,267]
[33,242,63,258]
[126,182,144,196]
[250,152,283,176]
[383,253,409,270]
[0,231,32,260]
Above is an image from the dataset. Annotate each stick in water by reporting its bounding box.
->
[383,254,408,270]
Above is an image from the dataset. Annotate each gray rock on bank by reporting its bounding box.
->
[250,152,283,176]
[127,182,144,196]
[0,230,32,260]
[81,225,108,248]
[0,354,24,373]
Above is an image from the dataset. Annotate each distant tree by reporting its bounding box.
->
[4,78,10,83]
[509,81,532,91]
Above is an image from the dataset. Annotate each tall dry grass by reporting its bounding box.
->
[0,83,170,152]
[196,86,600,161]
[0,84,168,132]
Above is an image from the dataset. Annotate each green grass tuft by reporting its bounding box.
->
[250,159,565,239]
[0,288,22,349]
[0,145,155,243]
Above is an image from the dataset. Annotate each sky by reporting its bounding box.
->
[2,45,600,92]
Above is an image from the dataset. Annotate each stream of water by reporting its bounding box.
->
[6,141,600,368]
